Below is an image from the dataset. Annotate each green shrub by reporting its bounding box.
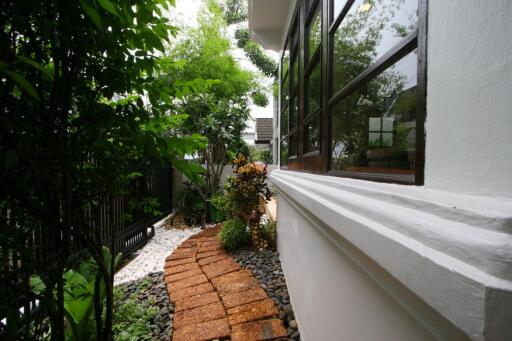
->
[176,182,204,225]
[220,218,250,250]
[30,247,122,341]
[208,192,232,223]
[260,218,277,249]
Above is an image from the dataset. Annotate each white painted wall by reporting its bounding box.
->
[257,0,512,340]
[276,193,461,341]
[425,0,512,199]
[271,170,512,340]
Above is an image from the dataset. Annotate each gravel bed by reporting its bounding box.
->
[232,248,301,341]
[114,223,201,285]
[115,272,174,340]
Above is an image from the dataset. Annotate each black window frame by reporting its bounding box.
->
[278,0,427,184]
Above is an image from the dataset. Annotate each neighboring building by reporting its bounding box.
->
[255,117,273,149]
[249,1,512,340]
[242,131,256,146]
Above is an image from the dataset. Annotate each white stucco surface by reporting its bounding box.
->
[277,194,438,341]
[271,170,512,340]
[248,0,295,51]
[425,0,512,199]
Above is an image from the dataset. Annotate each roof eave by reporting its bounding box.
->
[248,0,294,51]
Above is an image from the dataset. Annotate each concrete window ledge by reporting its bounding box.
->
[270,170,512,341]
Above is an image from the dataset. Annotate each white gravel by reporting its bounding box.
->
[114,218,202,285]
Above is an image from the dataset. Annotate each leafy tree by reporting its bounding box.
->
[221,0,278,78]
[157,0,266,224]
[0,0,204,339]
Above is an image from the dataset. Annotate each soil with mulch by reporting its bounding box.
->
[232,248,300,341]
[162,214,188,230]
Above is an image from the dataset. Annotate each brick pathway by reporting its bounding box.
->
[164,226,288,341]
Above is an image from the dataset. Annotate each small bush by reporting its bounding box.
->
[176,182,204,225]
[208,192,231,223]
[260,218,277,248]
[220,218,250,250]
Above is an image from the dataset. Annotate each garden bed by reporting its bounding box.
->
[114,272,175,340]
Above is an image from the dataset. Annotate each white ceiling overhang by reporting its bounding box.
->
[248,0,294,51]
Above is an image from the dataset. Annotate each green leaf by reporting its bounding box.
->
[16,56,52,79]
[79,0,102,28]
[127,171,143,179]
[141,29,165,53]
[63,270,94,331]
[4,70,40,101]
[96,0,119,16]
[30,275,46,295]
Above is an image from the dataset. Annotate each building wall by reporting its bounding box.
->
[425,0,512,199]
[269,1,512,340]
[277,195,453,341]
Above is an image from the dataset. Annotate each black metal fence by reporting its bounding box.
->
[0,162,172,338]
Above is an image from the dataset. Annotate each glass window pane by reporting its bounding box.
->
[308,6,322,61]
[290,55,298,91]
[305,118,320,153]
[281,45,290,78]
[333,0,349,20]
[280,105,289,136]
[332,0,418,94]
[281,73,289,108]
[290,93,299,128]
[331,51,417,175]
[289,133,298,157]
[280,137,289,165]
[307,61,321,116]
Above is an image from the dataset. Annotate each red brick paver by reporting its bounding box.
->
[215,276,260,296]
[167,273,208,292]
[198,253,231,266]
[168,282,214,303]
[227,298,278,326]
[164,225,287,340]
[174,301,226,329]
[165,257,196,267]
[197,249,228,260]
[175,292,220,312]
[221,287,268,309]
[165,262,200,275]
[231,319,288,341]
[173,318,230,341]
[164,268,203,284]
[202,258,241,279]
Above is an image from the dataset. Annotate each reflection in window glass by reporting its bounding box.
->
[331,52,417,175]
[290,93,298,128]
[280,138,289,165]
[281,105,289,136]
[333,0,349,20]
[307,61,321,116]
[308,6,322,61]
[281,73,289,108]
[282,47,290,78]
[332,0,418,94]
[290,56,298,91]
[305,118,320,153]
[289,133,298,157]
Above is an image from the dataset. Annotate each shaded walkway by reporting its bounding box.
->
[164,226,288,341]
